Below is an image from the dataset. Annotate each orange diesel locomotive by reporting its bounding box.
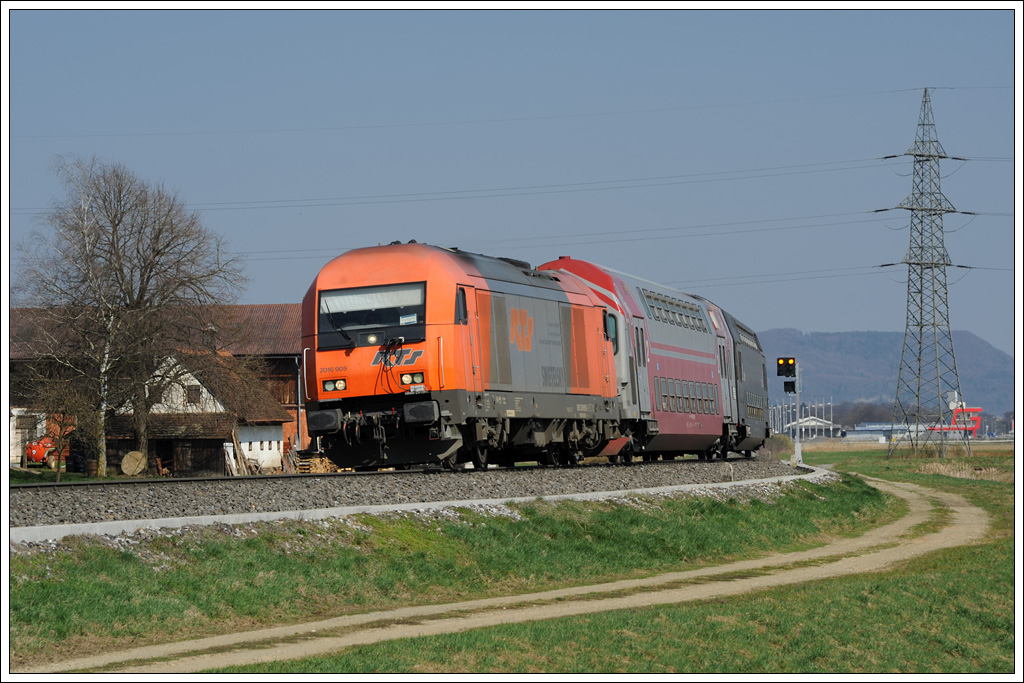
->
[301,242,621,470]
[301,242,769,470]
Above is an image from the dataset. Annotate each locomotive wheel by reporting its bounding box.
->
[442,455,464,471]
[471,444,488,471]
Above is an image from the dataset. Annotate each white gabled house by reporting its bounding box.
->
[10,305,301,476]
[105,351,293,476]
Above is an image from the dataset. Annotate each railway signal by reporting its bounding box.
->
[776,357,802,465]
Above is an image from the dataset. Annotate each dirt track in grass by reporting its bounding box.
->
[12,475,990,674]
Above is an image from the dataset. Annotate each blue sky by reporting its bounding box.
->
[5,7,1020,357]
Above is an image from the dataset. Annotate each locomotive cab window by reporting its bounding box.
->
[603,310,619,354]
[318,282,427,350]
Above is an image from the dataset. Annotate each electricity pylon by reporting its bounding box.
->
[887,88,971,459]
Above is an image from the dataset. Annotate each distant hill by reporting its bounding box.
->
[757,329,1014,417]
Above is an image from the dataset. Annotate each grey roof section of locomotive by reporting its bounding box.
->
[441,246,569,296]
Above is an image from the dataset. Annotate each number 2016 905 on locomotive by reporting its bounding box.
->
[300,241,769,470]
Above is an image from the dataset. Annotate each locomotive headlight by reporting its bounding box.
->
[367,333,379,345]
[323,379,346,392]
[413,372,424,384]
[401,373,413,385]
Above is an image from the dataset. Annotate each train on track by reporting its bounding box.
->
[300,241,769,470]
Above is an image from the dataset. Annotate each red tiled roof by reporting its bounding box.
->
[9,308,50,360]
[217,303,302,356]
[107,413,239,440]
[9,304,303,360]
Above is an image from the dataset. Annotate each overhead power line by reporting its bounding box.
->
[12,154,1010,218]
[12,86,1011,140]
[11,157,911,217]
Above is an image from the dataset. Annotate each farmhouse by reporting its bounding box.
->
[8,305,306,476]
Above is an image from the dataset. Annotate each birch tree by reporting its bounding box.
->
[16,156,246,476]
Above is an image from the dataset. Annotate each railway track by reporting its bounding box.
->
[9,454,805,541]
[9,453,752,492]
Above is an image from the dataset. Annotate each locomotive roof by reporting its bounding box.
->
[444,246,567,292]
[334,241,570,293]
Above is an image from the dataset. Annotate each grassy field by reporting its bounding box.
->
[7,445,1016,673]
[215,444,1016,674]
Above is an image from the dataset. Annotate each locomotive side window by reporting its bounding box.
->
[456,287,468,324]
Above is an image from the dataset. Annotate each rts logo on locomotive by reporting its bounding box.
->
[370,348,425,367]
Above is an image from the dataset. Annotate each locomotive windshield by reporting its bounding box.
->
[318,282,426,349]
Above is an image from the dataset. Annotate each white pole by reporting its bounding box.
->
[791,364,803,466]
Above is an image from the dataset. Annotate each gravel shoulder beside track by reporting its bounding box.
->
[9,454,797,542]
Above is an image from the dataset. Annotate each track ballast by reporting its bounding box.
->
[9,454,798,529]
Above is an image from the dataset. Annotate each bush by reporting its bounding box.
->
[765,433,794,457]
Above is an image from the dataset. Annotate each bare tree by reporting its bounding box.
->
[26,361,101,482]
[15,156,246,476]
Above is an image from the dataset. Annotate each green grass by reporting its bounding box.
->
[210,448,1016,674]
[10,473,895,668]
[230,538,1013,674]
[8,466,101,484]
